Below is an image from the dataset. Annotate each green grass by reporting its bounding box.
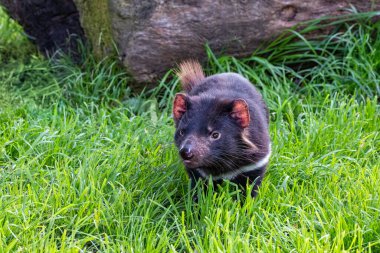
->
[0,7,379,252]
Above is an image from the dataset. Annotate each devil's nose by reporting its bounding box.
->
[180,146,194,160]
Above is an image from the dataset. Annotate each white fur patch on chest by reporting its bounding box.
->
[196,151,271,181]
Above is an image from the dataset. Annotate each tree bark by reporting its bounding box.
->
[110,0,380,83]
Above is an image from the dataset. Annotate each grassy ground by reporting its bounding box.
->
[0,7,379,252]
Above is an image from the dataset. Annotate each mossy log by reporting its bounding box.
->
[1,0,380,84]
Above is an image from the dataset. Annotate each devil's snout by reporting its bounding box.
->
[180,145,194,160]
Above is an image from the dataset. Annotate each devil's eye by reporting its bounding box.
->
[178,129,184,136]
[211,131,220,140]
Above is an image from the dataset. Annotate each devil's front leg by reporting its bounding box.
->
[232,167,267,198]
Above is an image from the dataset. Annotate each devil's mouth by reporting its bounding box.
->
[182,159,200,168]
[183,160,194,165]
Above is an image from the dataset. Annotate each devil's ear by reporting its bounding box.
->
[173,93,188,125]
[230,99,250,128]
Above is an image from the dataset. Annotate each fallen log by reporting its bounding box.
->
[1,0,379,84]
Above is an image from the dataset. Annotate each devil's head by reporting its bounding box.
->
[174,92,254,174]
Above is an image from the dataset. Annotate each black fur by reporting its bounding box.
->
[174,73,271,198]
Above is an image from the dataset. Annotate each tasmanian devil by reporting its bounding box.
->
[173,60,271,198]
